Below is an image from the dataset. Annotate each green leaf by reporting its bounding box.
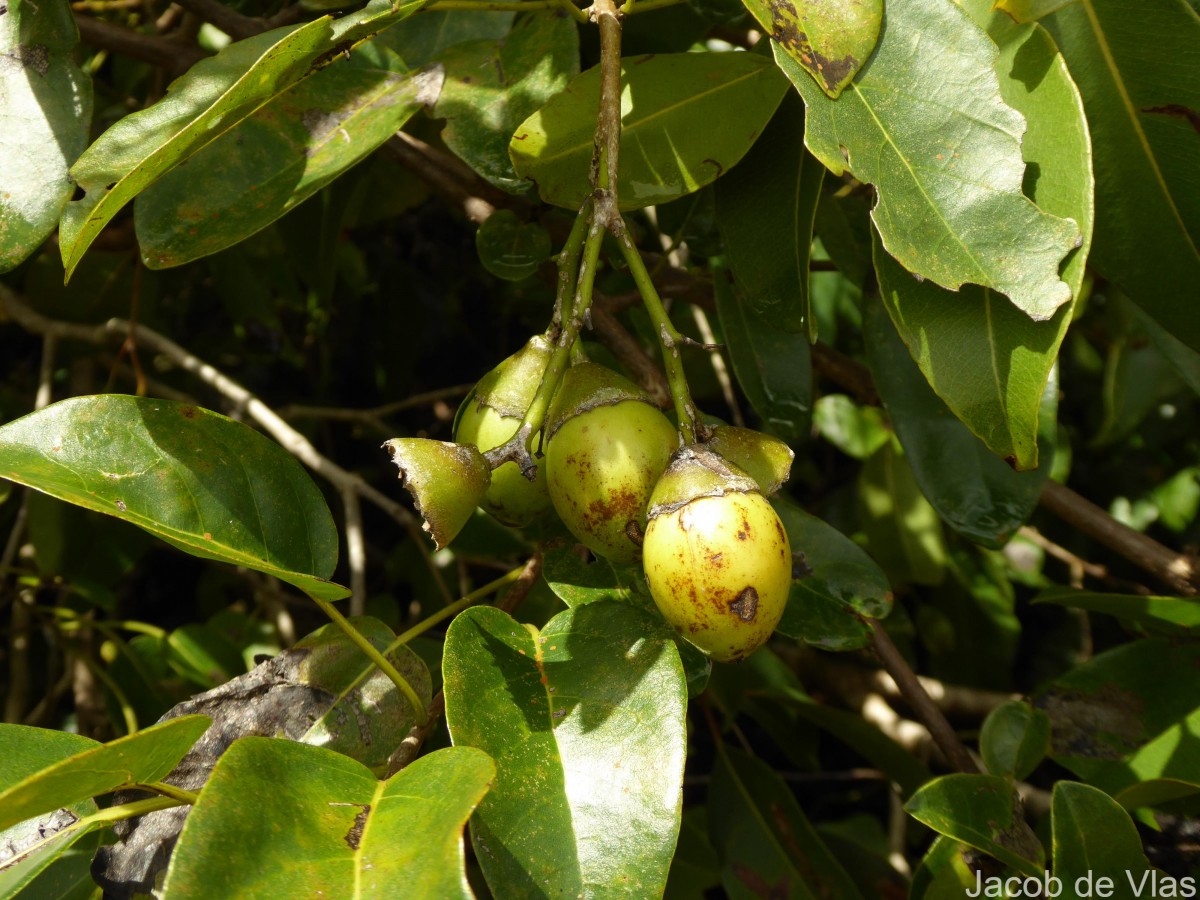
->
[771,497,893,651]
[908,837,981,900]
[784,0,1081,320]
[1036,638,1200,782]
[294,618,433,773]
[980,701,1051,781]
[1093,706,1200,810]
[741,0,881,97]
[162,740,494,897]
[435,10,579,194]
[714,260,811,442]
[0,396,347,601]
[1034,587,1200,635]
[1046,0,1200,352]
[0,715,211,832]
[863,293,1055,544]
[541,541,645,607]
[716,92,824,336]
[812,394,889,460]
[872,0,1092,468]
[475,209,552,281]
[858,440,947,586]
[0,0,91,272]
[378,8,514,66]
[443,601,687,897]
[59,0,428,280]
[904,773,1044,876]
[709,747,866,899]
[1051,782,1155,899]
[1129,302,1200,396]
[135,45,435,269]
[510,51,788,211]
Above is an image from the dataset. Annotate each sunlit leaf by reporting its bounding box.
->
[511,52,788,210]
[136,44,437,268]
[162,740,494,897]
[871,0,1090,474]
[59,0,428,279]
[1052,781,1155,895]
[0,396,347,600]
[443,601,687,896]
[0,0,91,272]
[740,0,881,97]
[0,716,211,832]
[858,440,947,586]
[435,10,579,193]
[1034,587,1200,635]
[784,0,1081,320]
[980,701,1051,781]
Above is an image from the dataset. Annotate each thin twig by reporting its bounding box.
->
[171,0,269,40]
[869,620,979,774]
[384,133,521,224]
[1039,480,1198,596]
[342,486,367,616]
[589,302,671,408]
[0,285,455,607]
[75,14,209,73]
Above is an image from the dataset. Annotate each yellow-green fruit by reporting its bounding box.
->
[545,363,678,563]
[643,447,792,662]
[454,337,553,527]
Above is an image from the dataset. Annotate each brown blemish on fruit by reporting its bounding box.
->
[729,586,758,622]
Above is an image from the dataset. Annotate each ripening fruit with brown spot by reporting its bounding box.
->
[544,363,678,563]
[642,446,792,662]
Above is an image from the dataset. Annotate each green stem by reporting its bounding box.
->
[389,567,523,649]
[552,201,594,330]
[309,595,429,726]
[617,225,700,444]
[132,781,201,805]
[620,0,686,12]
[87,795,182,826]
[80,653,139,735]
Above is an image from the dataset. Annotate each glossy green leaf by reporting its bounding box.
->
[908,837,981,900]
[0,0,91,272]
[858,440,947,586]
[162,740,494,898]
[863,294,1055,545]
[0,715,210,832]
[709,747,865,899]
[714,261,811,442]
[741,0,880,97]
[812,394,889,460]
[1036,638,1200,783]
[1047,0,1200,351]
[510,52,788,211]
[1034,587,1200,635]
[0,726,98,793]
[1093,705,1200,810]
[59,0,428,279]
[872,0,1091,470]
[136,45,435,269]
[165,623,245,688]
[784,0,1081,320]
[980,701,1052,781]
[475,209,552,280]
[904,773,1044,876]
[716,92,823,336]
[1052,781,1154,898]
[541,541,645,607]
[443,601,687,897]
[0,396,347,600]
[435,11,579,194]
[772,497,892,651]
[1129,302,1200,396]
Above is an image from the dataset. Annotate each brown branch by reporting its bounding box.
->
[590,302,671,408]
[75,14,209,74]
[811,340,879,406]
[870,620,979,774]
[171,0,268,40]
[1039,479,1198,596]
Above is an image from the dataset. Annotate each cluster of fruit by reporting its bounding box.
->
[389,337,797,663]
